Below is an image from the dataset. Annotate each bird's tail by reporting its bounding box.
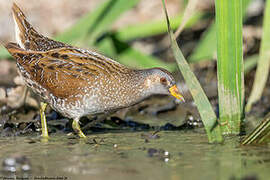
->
[12,3,36,50]
[12,3,66,51]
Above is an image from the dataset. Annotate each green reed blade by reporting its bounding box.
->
[244,55,258,74]
[189,0,251,63]
[96,36,176,71]
[216,0,244,134]
[114,12,204,41]
[246,0,270,112]
[174,0,199,38]
[56,0,139,45]
[242,113,270,145]
[162,0,223,143]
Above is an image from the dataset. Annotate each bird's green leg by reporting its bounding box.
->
[72,118,86,138]
[40,102,49,138]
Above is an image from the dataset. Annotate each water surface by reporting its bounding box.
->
[0,131,269,180]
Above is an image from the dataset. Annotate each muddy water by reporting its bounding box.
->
[0,131,269,180]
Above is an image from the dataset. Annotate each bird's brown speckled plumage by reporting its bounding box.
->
[6,42,173,119]
[5,3,184,137]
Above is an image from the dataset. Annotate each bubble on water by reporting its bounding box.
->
[4,158,16,166]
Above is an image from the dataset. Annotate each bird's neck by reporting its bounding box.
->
[115,70,153,106]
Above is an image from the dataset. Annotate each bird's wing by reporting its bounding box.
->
[5,43,116,99]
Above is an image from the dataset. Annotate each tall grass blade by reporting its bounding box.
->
[55,0,174,69]
[174,0,199,38]
[241,113,270,145]
[117,47,175,70]
[216,0,244,134]
[246,0,270,112]
[244,55,258,74]
[189,25,216,62]
[189,0,251,62]
[56,0,139,45]
[114,12,204,41]
[162,0,223,143]
[96,35,176,70]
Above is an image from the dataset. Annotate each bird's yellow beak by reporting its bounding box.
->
[169,85,185,102]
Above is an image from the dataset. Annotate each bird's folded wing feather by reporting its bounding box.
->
[5,43,116,98]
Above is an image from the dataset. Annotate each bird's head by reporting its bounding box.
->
[143,68,185,102]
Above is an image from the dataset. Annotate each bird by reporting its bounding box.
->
[5,3,184,138]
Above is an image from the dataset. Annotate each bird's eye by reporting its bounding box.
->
[160,77,167,85]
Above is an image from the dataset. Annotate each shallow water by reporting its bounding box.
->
[0,131,269,180]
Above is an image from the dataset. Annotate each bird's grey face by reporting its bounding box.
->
[144,68,184,102]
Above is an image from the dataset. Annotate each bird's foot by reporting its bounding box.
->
[72,119,87,138]
[40,102,49,138]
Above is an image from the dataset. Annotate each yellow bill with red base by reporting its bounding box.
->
[169,85,185,102]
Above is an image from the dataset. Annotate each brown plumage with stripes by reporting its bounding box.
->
[5,3,184,138]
